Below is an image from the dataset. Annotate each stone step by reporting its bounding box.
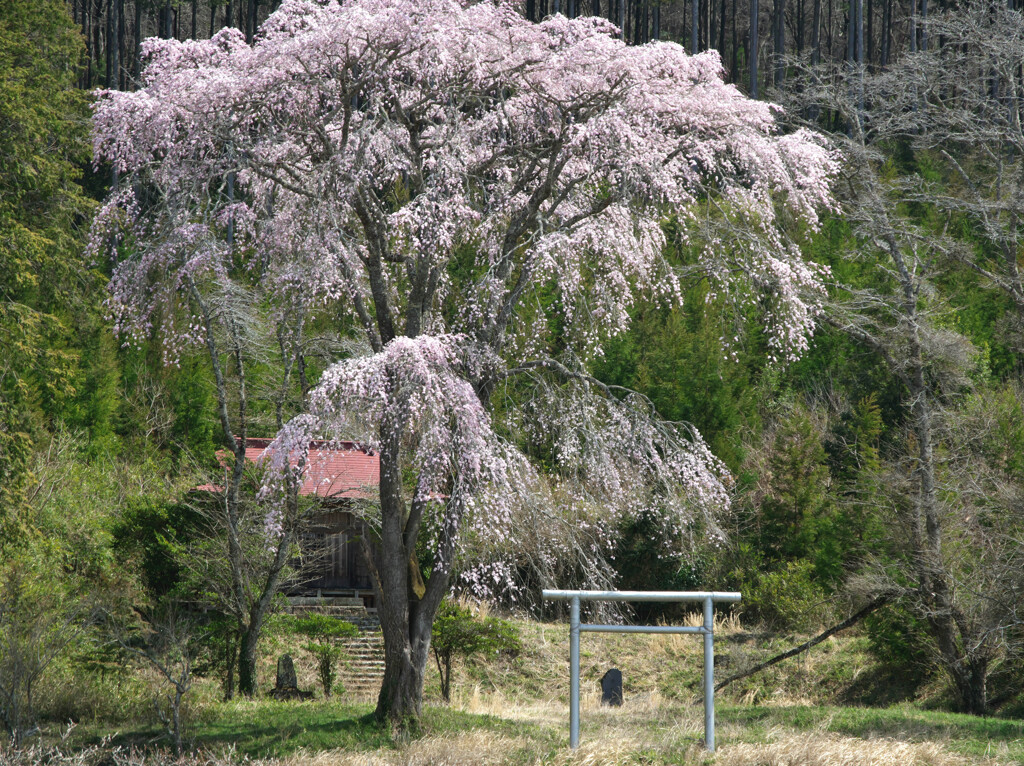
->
[283,602,384,694]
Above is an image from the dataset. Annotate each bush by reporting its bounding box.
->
[431,601,520,703]
[33,657,152,725]
[284,614,357,698]
[742,560,832,632]
[0,556,96,745]
[864,601,934,673]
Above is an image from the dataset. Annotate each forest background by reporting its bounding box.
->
[3,0,1024,751]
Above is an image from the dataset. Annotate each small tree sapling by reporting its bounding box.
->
[430,601,520,704]
[288,613,357,698]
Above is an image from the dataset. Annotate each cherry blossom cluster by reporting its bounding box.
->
[91,0,838,587]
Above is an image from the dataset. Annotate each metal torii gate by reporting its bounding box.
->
[542,589,742,753]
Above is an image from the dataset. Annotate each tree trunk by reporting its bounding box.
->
[880,0,890,67]
[105,0,114,88]
[133,0,142,79]
[719,0,727,56]
[117,0,124,90]
[370,377,451,728]
[237,624,260,697]
[750,0,759,96]
[692,0,700,51]
[919,0,927,49]
[866,0,873,66]
[889,234,990,717]
[773,0,786,86]
[811,0,821,65]
[223,632,237,701]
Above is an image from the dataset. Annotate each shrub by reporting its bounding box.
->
[285,614,357,698]
[864,601,934,673]
[431,601,520,703]
[742,560,831,633]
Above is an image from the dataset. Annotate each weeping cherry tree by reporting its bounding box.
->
[92,0,837,726]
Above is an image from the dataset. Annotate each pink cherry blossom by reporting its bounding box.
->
[92,0,836,718]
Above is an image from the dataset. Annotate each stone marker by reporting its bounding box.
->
[601,668,623,706]
[276,654,298,691]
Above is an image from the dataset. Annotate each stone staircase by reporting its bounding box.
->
[286,597,384,699]
[340,630,385,697]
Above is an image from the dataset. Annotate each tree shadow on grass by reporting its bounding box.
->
[79,701,554,760]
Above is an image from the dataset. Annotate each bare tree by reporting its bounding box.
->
[781,56,1024,712]
[111,602,197,757]
[864,4,1024,331]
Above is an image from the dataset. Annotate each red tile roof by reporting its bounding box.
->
[196,439,380,500]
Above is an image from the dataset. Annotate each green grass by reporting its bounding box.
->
[66,698,560,760]
[44,696,1024,764]
[720,704,1024,762]
[30,619,1024,764]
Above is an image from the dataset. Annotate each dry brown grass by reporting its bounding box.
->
[268,729,683,766]
[715,731,995,766]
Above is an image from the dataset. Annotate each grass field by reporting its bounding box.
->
[41,695,1023,765]
[13,614,1024,765]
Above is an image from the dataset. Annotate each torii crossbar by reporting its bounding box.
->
[542,589,742,753]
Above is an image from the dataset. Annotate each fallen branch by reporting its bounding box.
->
[715,594,892,692]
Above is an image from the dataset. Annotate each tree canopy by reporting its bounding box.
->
[91,0,838,725]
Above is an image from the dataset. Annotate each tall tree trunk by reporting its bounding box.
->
[370,374,454,728]
[652,0,660,38]
[910,0,917,53]
[731,0,738,80]
[866,0,873,67]
[882,230,991,717]
[811,0,821,65]
[706,0,712,52]
[373,386,422,725]
[796,0,804,53]
[773,0,786,86]
[116,0,124,90]
[718,0,726,54]
[808,0,821,119]
[133,0,142,78]
[880,0,890,67]
[105,0,114,88]
[826,0,832,60]
[692,0,700,51]
[856,0,864,111]
[919,0,927,49]
[92,0,102,85]
[750,0,759,96]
